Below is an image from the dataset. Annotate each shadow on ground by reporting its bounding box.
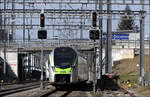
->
[96,75,120,91]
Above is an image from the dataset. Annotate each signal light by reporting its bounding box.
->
[92,11,97,27]
[89,29,99,40]
[40,13,45,27]
[38,29,47,39]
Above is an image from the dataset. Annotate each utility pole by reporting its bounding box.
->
[0,0,2,30]
[98,0,103,80]
[106,0,112,74]
[149,0,150,74]
[40,40,44,89]
[139,11,145,85]
[28,29,30,41]
[80,5,83,39]
[138,0,145,86]
[23,0,25,44]
[93,40,96,92]
[3,0,7,79]
[11,0,15,41]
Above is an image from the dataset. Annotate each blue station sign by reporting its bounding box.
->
[103,34,129,40]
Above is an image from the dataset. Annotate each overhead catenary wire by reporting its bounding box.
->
[0,0,150,5]
[0,0,149,44]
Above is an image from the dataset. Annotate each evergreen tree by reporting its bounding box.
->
[118,5,139,33]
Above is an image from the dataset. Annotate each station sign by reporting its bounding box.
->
[103,34,129,40]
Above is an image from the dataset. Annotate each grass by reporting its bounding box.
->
[119,74,138,84]
[119,74,150,97]
[113,55,150,97]
[91,92,103,97]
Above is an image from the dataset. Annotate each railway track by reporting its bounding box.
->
[40,89,72,97]
[0,80,40,89]
[0,81,50,97]
[0,80,140,97]
[102,87,138,97]
[40,82,93,97]
[40,89,93,97]
[40,82,139,97]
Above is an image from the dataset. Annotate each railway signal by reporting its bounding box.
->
[40,13,45,27]
[38,29,47,39]
[92,11,97,27]
[38,10,47,90]
[38,10,47,40]
[89,28,100,92]
[89,29,99,40]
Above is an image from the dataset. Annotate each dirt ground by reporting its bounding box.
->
[113,55,150,96]
[113,55,150,75]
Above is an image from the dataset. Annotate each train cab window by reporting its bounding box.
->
[54,47,77,69]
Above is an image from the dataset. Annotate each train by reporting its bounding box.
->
[45,47,88,86]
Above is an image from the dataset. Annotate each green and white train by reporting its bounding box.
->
[45,47,88,85]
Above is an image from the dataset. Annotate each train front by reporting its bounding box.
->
[49,47,78,84]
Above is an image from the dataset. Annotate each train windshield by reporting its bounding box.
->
[54,47,77,69]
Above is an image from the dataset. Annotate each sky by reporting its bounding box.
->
[103,3,150,36]
[0,0,150,40]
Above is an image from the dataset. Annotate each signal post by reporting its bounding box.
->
[89,11,100,93]
[38,9,47,90]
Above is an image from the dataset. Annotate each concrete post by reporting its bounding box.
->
[11,0,15,41]
[139,12,145,85]
[93,41,97,92]
[98,0,103,79]
[80,6,83,39]
[40,40,44,89]
[3,0,7,77]
[106,0,112,74]
[0,0,2,30]
[23,0,25,44]
[139,1,145,85]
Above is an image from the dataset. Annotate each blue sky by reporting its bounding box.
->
[0,0,150,40]
[103,4,150,36]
